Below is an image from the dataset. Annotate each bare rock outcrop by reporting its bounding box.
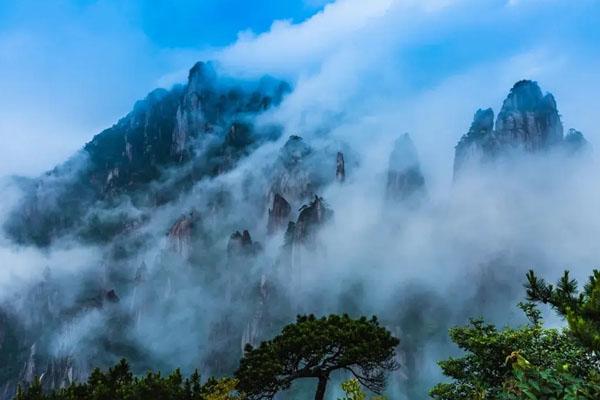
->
[285,195,333,246]
[454,80,590,176]
[267,193,291,234]
[336,151,345,182]
[269,136,315,203]
[227,230,262,257]
[386,134,426,203]
[167,210,200,256]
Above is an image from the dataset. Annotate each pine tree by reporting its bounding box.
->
[526,269,600,351]
[235,314,399,400]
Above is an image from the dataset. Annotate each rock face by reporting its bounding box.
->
[386,134,426,203]
[241,274,271,351]
[454,108,496,175]
[267,135,343,213]
[172,62,289,161]
[88,62,289,191]
[0,309,85,400]
[454,80,589,176]
[285,195,333,246]
[495,80,563,150]
[336,152,345,182]
[167,210,201,256]
[19,344,79,391]
[227,230,262,257]
[267,194,291,234]
[564,128,591,155]
[5,62,289,247]
[269,136,315,203]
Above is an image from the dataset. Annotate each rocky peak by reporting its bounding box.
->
[280,135,312,167]
[167,210,200,256]
[134,262,147,284]
[495,80,563,151]
[104,289,120,303]
[501,80,547,112]
[453,80,590,175]
[227,230,262,257]
[454,108,496,175]
[269,136,316,203]
[285,195,333,246]
[386,134,426,203]
[564,128,591,155]
[173,64,290,160]
[466,108,495,142]
[187,61,217,93]
[267,193,291,234]
[336,152,345,182]
[4,59,291,247]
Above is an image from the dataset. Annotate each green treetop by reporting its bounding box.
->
[235,314,400,400]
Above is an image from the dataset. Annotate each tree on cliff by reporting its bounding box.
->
[234,314,399,400]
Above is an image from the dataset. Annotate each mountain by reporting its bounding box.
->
[4,62,290,247]
[454,80,590,176]
[386,133,426,204]
[0,74,594,400]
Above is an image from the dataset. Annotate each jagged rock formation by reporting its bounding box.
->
[0,324,84,399]
[5,62,289,247]
[267,194,291,234]
[285,195,333,246]
[454,80,590,176]
[336,152,345,182]
[0,262,144,400]
[453,108,496,174]
[167,210,201,256]
[241,274,271,351]
[386,134,426,203]
[564,128,592,155]
[227,230,262,257]
[104,289,120,303]
[269,136,315,203]
[172,62,288,161]
[88,62,288,192]
[19,344,80,392]
[495,80,563,150]
[267,135,343,212]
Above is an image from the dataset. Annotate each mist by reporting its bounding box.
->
[2,0,600,399]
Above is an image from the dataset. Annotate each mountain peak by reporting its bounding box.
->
[386,133,426,203]
[453,80,588,176]
[187,61,217,91]
[502,80,545,112]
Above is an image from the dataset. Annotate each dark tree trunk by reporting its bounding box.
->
[314,374,329,400]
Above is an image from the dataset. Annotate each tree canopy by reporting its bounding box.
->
[526,269,600,352]
[13,359,241,400]
[431,269,600,400]
[234,314,399,400]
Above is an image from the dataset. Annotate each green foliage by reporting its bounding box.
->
[235,314,399,400]
[526,269,600,352]
[337,378,386,400]
[432,269,600,400]
[14,360,242,400]
[500,358,600,400]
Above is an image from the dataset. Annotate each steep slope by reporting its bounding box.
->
[4,62,290,246]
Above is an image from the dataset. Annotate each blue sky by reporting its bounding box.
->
[1,0,600,178]
[0,0,331,48]
[0,0,332,176]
